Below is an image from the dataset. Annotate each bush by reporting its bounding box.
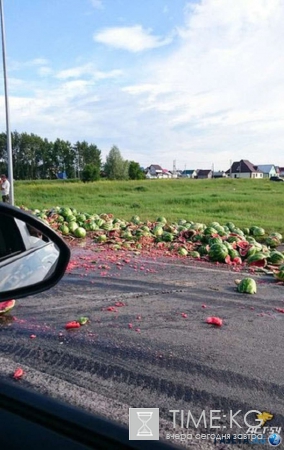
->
[81,164,100,182]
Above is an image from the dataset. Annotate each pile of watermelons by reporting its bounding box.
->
[24,206,284,277]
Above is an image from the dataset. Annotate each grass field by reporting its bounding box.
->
[14,178,284,233]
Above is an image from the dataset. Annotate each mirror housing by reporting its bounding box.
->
[0,203,71,301]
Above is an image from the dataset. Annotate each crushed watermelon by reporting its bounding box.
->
[0,300,16,314]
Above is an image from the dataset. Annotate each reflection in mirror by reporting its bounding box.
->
[0,213,60,292]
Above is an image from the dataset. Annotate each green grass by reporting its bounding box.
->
[14,178,284,233]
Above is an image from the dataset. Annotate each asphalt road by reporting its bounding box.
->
[0,246,284,449]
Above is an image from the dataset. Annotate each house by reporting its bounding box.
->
[213,171,228,178]
[161,169,172,179]
[276,167,284,177]
[256,165,277,178]
[181,169,197,178]
[226,160,263,179]
[145,164,163,178]
[196,169,213,179]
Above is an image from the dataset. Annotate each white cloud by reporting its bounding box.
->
[93,25,173,52]
[56,63,123,81]
[37,66,53,77]
[119,0,284,167]
[29,58,50,66]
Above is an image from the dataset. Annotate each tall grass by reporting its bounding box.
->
[14,178,284,233]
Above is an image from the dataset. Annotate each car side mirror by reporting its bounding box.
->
[0,204,71,301]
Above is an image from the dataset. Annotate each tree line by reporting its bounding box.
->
[0,131,145,181]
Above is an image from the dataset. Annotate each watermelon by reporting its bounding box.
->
[236,278,257,294]
[66,214,77,223]
[178,247,188,256]
[60,207,72,218]
[131,215,140,224]
[225,222,235,231]
[270,232,282,241]
[97,234,107,243]
[232,227,244,236]
[237,241,251,257]
[251,226,265,237]
[209,236,223,245]
[204,227,218,235]
[57,215,65,223]
[89,222,99,231]
[246,246,258,258]
[188,251,200,258]
[74,227,86,238]
[121,231,133,240]
[266,236,281,248]
[76,214,86,222]
[59,225,69,235]
[198,244,210,256]
[95,218,105,227]
[246,253,267,267]
[156,217,167,224]
[208,222,221,228]
[102,222,113,231]
[273,269,284,281]
[162,231,174,242]
[0,300,16,314]
[190,223,205,231]
[68,221,79,233]
[228,248,240,259]
[227,235,240,244]
[268,251,284,266]
[208,243,229,262]
[153,225,164,237]
[77,316,89,325]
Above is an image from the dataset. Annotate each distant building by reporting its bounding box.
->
[161,169,172,178]
[196,169,213,179]
[213,171,228,178]
[226,160,263,179]
[277,167,284,177]
[256,164,277,178]
[181,169,197,178]
[145,164,163,178]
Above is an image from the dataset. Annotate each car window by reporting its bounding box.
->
[0,214,25,259]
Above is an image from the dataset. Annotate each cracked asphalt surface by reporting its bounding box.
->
[0,245,284,449]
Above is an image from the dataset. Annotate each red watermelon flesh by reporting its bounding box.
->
[0,300,16,314]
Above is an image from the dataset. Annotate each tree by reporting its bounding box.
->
[104,146,129,180]
[74,141,101,178]
[81,163,100,182]
[128,161,145,180]
[53,139,76,179]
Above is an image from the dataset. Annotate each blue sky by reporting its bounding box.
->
[1,0,284,171]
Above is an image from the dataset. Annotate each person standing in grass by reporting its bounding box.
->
[1,174,10,203]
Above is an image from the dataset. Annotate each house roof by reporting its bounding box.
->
[197,169,212,176]
[226,160,262,174]
[182,170,195,174]
[150,164,163,170]
[256,164,275,173]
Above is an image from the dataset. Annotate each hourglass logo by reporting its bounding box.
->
[129,408,159,440]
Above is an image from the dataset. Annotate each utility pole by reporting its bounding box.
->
[0,0,14,204]
[172,160,176,178]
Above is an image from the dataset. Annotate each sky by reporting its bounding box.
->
[0,0,284,171]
